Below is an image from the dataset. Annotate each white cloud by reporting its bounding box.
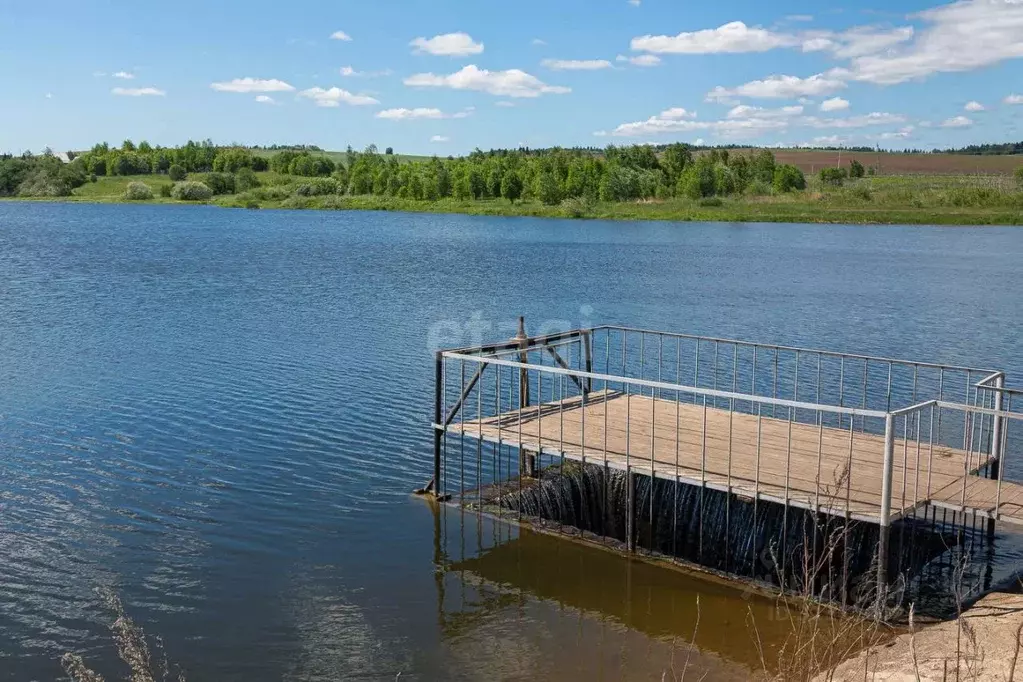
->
[607,107,787,138]
[532,38,547,46]
[255,95,276,104]
[827,27,915,60]
[376,107,474,120]
[1005,94,1023,105]
[541,58,612,70]
[845,1,1023,85]
[786,14,814,22]
[940,115,973,128]
[330,30,352,41]
[877,125,916,140]
[628,0,641,5]
[411,32,483,57]
[377,107,445,120]
[298,87,379,107]
[495,100,516,107]
[727,104,803,118]
[211,78,295,93]
[659,107,697,120]
[113,71,135,80]
[803,112,906,129]
[616,54,662,67]
[430,135,450,143]
[810,135,850,146]
[340,66,393,78]
[707,72,846,101]
[801,37,835,52]
[820,97,850,112]
[92,71,106,77]
[964,100,986,112]
[404,65,570,98]
[112,87,165,97]
[632,21,796,54]
[45,93,53,99]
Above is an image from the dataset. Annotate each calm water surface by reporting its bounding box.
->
[2,203,1023,681]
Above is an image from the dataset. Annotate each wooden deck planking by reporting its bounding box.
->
[449,390,1005,525]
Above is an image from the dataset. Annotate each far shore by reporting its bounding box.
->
[3,193,1022,227]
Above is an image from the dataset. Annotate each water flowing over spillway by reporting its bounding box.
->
[493,462,961,613]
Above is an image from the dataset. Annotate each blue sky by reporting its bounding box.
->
[2,0,1023,155]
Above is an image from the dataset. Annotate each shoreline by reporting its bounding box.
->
[2,194,1021,226]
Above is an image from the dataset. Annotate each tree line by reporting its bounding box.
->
[2,139,818,202]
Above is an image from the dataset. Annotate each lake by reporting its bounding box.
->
[2,202,1023,681]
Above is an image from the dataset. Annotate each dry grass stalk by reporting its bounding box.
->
[61,590,185,682]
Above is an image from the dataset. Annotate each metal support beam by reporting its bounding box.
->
[544,345,586,393]
[877,414,895,612]
[989,374,1005,539]
[443,362,487,427]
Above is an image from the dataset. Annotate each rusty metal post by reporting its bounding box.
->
[433,350,443,497]
[514,317,536,477]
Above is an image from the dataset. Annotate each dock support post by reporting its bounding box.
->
[876,414,895,615]
[514,317,536,478]
[986,376,1002,539]
[626,469,636,553]
[582,330,592,395]
[986,374,1002,539]
[432,350,444,498]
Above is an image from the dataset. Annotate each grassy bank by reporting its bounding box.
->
[6,172,1022,226]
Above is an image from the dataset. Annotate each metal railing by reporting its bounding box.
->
[425,323,1018,595]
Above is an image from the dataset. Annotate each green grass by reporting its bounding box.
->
[5,173,1020,226]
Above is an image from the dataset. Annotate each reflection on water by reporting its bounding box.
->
[430,501,879,680]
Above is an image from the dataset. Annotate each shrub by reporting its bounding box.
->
[849,159,866,179]
[235,167,260,191]
[1016,167,1023,188]
[293,178,339,196]
[745,179,772,197]
[819,167,846,187]
[168,164,186,182]
[202,172,236,195]
[251,185,292,202]
[773,164,807,193]
[849,185,873,202]
[698,196,724,207]
[171,181,213,201]
[158,184,172,198]
[561,196,595,218]
[123,181,153,201]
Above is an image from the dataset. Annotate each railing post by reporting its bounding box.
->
[989,374,1005,539]
[433,350,444,498]
[877,413,895,613]
[582,330,593,395]
[514,316,536,478]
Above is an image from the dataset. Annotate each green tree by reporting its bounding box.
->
[819,167,846,187]
[772,164,806,193]
[235,167,260,191]
[849,159,866,179]
[202,172,236,195]
[168,164,186,182]
[660,143,691,186]
[533,170,561,205]
[678,160,716,199]
[501,170,523,203]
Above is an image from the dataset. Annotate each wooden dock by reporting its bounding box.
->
[448,390,1023,526]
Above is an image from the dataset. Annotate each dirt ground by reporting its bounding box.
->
[821,593,1023,681]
